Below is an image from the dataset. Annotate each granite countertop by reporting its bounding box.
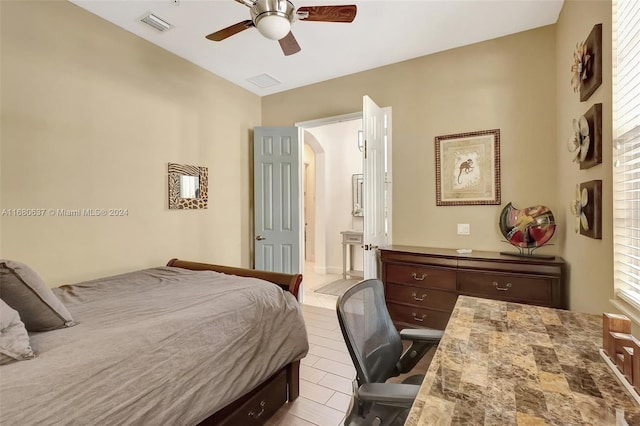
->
[405,296,640,425]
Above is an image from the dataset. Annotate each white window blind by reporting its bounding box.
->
[613,0,640,318]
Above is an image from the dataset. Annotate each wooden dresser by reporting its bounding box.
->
[380,245,565,330]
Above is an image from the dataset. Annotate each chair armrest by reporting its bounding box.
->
[395,328,443,375]
[357,383,420,406]
[400,328,443,344]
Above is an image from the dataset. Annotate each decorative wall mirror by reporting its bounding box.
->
[168,162,208,209]
[352,174,363,216]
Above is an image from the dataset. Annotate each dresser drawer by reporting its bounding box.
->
[385,264,456,291]
[381,247,565,312]
[385,283,458,312]
[387,302,451,330]
[216,369,287,426]
[458,271,553,305]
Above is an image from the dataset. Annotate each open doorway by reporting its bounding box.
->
[298,114,363,308]
[252,103,391,291]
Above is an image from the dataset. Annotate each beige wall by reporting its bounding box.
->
[556,0,613,314]
[0,0,261,285]
[1,0,615,315]
[263,2,615,314]
[264,26,559,254]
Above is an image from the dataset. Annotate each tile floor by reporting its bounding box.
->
[267,263,434,425]
[266,303,354,426]
[300,262,343,310]
[265,263,351,425]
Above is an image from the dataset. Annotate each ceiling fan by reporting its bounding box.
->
[206,0,357,56]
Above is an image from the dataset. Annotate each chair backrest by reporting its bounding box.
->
[337,279,402,385]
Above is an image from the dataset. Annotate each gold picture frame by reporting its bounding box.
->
[435,129,501,206]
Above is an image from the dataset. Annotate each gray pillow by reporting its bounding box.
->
[0,260,75,331]
[0,298,36,364]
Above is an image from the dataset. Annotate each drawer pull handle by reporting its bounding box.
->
[493,282,512,291]
[412,313,427,322]
[248,401,266,419]
[412,273,428,281]
[412,292,427,301]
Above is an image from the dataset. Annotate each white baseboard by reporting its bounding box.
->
[314,265,327,275]
[308,265,345,275]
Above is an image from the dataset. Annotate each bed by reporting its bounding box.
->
[0,258,308,425]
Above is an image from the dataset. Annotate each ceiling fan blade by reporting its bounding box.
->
[279,31,301,56]
[206,20,254,41]
[297,5,357,23]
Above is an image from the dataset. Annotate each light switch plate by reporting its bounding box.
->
[457,224,470,235]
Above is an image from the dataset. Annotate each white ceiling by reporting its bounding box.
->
[70,0,564,97]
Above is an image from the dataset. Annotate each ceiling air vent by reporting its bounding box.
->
[247,73,281,88]
[140,12,173,32]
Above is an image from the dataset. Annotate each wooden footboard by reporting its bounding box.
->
[167,259,304,425]
[166,258,303,300]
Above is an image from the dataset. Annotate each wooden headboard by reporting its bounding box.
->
[166,258,303,300]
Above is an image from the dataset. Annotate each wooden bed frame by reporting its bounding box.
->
[166,259,304,425]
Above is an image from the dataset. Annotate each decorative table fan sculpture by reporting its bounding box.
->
[499,203,556,259]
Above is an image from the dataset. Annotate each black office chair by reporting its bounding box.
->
[337,279,443,426]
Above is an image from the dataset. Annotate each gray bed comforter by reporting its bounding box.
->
[0,266,309,425]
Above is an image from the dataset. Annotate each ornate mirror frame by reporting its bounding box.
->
[168,162,208,209]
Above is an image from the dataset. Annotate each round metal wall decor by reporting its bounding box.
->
[499,203,556,249]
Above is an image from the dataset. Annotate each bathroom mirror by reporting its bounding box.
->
[168,163,208,209]
[352,174,363,216]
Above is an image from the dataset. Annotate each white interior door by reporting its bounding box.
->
[253,127,302,274]
[363,96,391,279]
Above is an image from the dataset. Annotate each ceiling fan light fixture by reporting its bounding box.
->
[255,14,291,40]
[249,0,294,40]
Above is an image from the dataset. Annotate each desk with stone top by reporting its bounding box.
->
[405,296,640,425]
